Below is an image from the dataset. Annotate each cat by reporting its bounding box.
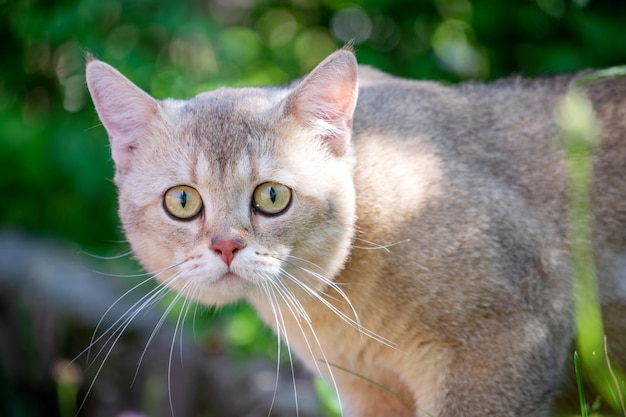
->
[85,47,626,416]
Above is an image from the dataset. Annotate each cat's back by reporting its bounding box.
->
[353,70,574,173]
[350,71,575,240]
[352,69,626,235]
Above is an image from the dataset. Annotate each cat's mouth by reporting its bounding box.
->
[219,271,241,281]
[178,270,254,305]
[212,271,252,293]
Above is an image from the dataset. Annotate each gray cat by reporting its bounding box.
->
[86,48,626,416]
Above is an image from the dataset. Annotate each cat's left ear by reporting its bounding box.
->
[284,49,358,157]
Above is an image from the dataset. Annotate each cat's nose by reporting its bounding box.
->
[210,238,245,266]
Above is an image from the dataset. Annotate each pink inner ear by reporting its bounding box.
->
[86,61,157,171]
[287,50,359,156]
[327,72,359,116]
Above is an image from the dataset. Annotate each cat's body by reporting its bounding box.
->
[86,49,626,416]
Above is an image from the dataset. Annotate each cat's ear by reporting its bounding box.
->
[86,59,158,171]
[284,49,358,156]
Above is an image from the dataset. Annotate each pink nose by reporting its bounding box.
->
[210,238,245,266]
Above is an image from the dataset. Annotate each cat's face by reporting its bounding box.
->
[87,50,359,306]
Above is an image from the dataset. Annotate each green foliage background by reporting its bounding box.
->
[1,0,626,416]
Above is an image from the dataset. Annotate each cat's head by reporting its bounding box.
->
[86,50,359,305]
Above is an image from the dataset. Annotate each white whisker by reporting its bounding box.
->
[167,281,196,417]
[72,262,184,417]
[179,285,198,364]
[82,269,157,278]
[258,281,283,417]
[76,275,154,366]
[133,271,187,382]
[352,237,411,252]
[268,277,344,417]
[86,265,179,367]
[104,282,172,384]
[282,256,359,322]
[79,249,134,260]
[280,265,397,350]
[75,278,172,416]
[79,262,185,358]
[285,257,359,320]
[260,280,300,417]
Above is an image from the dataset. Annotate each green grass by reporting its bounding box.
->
[558,67,626,417]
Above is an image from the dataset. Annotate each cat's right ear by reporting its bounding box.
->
[86,60,158,171]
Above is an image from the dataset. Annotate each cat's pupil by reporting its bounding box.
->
[179,191,187,208]
[269,187,276,204]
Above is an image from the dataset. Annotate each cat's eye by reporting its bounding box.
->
[252,182,291,215]
[163,185,203,220]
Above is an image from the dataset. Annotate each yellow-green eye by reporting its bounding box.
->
[252,182,291,215]
[163,185,203,220]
